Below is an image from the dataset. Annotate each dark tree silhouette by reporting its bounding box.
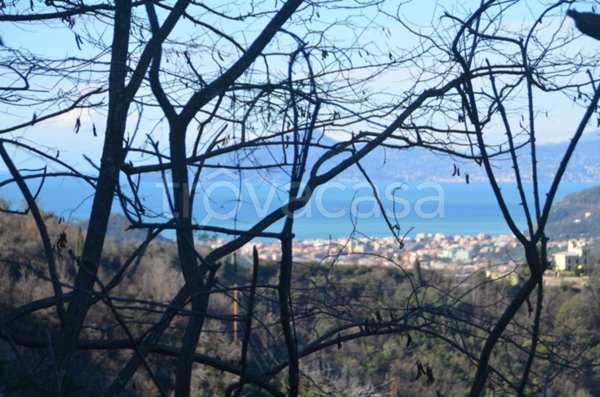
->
[0,0,598,396]
[568,9,600,40]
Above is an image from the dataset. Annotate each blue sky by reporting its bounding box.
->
[1,0,599,173]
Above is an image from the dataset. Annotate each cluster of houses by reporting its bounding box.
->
[197,234,593,276]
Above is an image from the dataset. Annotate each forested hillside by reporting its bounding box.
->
[547,186,600,239]
[0,204,599,396]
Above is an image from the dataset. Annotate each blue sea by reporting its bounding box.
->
[0,175,595,240]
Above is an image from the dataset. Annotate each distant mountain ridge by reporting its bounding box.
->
[206,132,600,184]
[1,133,598,185]
[344,132,600,183]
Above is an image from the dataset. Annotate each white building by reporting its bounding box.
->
[441,247,471,263]
[553,240,589,271]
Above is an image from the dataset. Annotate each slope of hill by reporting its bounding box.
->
[546,186,600,239]
[80,213,171,242]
